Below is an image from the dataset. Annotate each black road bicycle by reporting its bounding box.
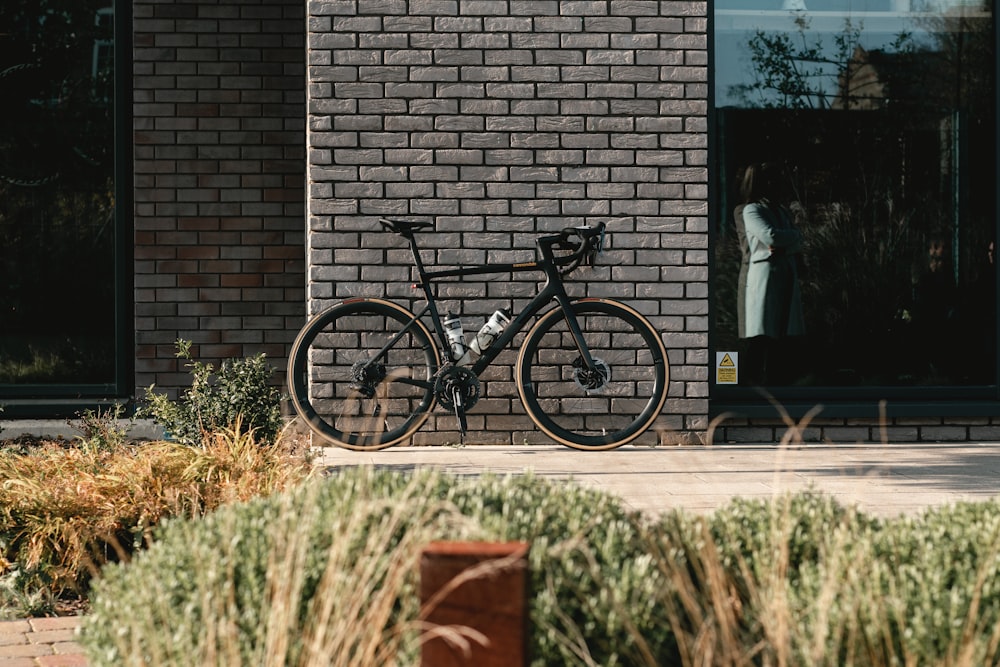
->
[287,218,670,451]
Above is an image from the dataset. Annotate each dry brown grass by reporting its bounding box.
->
[0,420,315,609]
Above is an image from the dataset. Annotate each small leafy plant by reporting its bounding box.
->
[143,340,284,446]
[70,403,133,453]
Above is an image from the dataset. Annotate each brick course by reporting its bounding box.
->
[134,0,306,398]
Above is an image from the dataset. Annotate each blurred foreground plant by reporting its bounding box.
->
[82,472,1000,667]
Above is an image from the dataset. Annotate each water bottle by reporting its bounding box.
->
[469,308,511,355]
[443,312,470,365]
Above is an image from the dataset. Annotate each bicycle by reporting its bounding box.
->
[287,218,670,451]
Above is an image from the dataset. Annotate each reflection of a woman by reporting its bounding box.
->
[735,163,805,385]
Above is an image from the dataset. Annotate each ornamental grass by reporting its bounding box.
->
[0,419,313,618]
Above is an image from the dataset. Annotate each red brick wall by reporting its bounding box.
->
[132,0,305,397]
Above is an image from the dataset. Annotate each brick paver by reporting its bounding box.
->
[0,618,85,667]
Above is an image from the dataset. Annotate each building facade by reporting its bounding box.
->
[1,0,996,445]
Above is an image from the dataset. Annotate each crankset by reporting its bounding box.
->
[434,366,481,437]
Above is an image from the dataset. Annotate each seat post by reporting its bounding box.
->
[407,233,431,282]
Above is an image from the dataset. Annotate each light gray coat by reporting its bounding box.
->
[736,201,805,339]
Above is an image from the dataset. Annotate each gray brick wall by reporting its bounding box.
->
[123,0,999,446]
[306,0,711,445]
[133,0,306,397]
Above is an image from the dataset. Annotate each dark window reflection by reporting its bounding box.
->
[714,2,995,389]
[0,1,117,385]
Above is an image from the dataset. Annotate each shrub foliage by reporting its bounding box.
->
[85,471,664,667]
[82,471,1000,667]
[142,340,284,446]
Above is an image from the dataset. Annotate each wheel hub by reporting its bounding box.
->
[573,356,610,391]
[349,359,386,398]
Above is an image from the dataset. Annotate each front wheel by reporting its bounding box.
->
[287,298,440,451]
[516,299,669,450]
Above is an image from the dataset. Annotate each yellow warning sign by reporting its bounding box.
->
[716,352,738,384]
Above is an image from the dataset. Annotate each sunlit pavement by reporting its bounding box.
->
[6,419,1000,518]
[317,442,1000,519]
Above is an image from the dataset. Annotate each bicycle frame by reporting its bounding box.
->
[373,229,600,377]
[288,217,668,450]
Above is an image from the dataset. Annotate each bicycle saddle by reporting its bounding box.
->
[379,217,433,236]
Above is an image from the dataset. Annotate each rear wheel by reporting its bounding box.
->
[287,299,440,450]
[516,299,669,450]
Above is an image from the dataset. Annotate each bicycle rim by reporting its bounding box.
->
[287,299,439,450]
[516,300,669,450]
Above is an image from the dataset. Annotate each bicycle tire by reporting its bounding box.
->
[516,299,669,450]
[287,298,440,451]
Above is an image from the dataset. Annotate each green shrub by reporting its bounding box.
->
[83,470,670,667]
[0,563,54,619]
[648,493,1000,666]
[143,340,284,446]
[83,475,1000,667]
[71,403,133,453]
[441,474,673,665]
[649,492,887,666]
[868,502,1000,663]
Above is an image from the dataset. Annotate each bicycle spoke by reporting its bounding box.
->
[518,301,668,450]
[287,300,438,450]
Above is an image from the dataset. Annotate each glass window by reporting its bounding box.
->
[713,1,996,394]
[0,0,123,394]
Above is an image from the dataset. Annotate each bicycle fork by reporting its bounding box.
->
[553,294,603,378]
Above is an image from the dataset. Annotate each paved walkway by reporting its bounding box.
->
[316,442,1000,519]
[0,617,84,666]
[6,441,1000,665]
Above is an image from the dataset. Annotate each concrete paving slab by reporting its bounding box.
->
[316,443,1000,519]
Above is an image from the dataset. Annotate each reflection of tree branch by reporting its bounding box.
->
[731,18,908,110]
[732,8,991,114]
